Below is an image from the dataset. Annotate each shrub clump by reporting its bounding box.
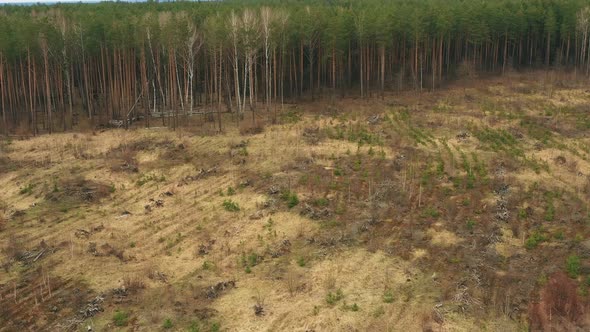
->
[326,289,344,305]
[19,183,36,195]
[222,199,240,212]
[113,310,129,327]
[566,255,580,278]
[525,230,547,249]
[281,191,299,209]
[241,252,259,273]
[163,318,173,329]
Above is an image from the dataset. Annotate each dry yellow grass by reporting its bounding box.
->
[2,72,590,331]
[0,128,479,331]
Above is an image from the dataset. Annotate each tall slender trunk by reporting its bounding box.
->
[360,42,364,98]
[546,30,551,67]
[247,52,255,124]
[300,41,303,97]
[27,50,35,135]
[42,43,52,134]
[264,27,270,111]
[32,59,38,135]
[332,46,336,99]
[147,30,165,121]
[308,43,314,101]
[233,42,241,123]
[431,38,435,90]
[347,41,352,89]
[565,34,571,66]
[173,49,184,123]
[242,54,248,113]
[217,47,222,132]
[438,36,443,81]
[0,53,6,136]
[271,47,279,109]
[19,59,28,130]
[140,46,150,128]
[503,32,508,74]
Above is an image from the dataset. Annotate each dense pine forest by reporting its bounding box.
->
[1,0,590,134]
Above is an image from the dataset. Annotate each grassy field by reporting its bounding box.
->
[1,71,590,331]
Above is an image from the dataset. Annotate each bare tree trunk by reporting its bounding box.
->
[261,7,271,111]
[273,47,277,107]
[173,50,184,123]
[140,47,150,128]
[147,29,166,123]
[379,45,385,99]
[32,58,38,135]
[0,53,6,136]
[565,34,571,66]
[217,47,222,132]
[27,50,35,135]
[503,32,508,74]
[300,41,303,97]
[82,39,92,120]
[431,38,435,91]
[41,36,52,134]
[546,30,551,67]
[360,42,364,98]
[249,54,255,124]
[332,46,336,100]
[233,54,241,123]
[309,43,314,101]
[243,54,248,114]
